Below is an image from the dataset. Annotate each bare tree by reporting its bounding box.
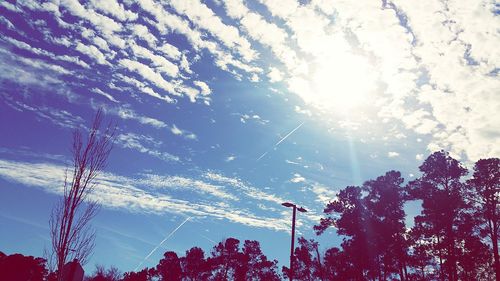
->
[49,109,115,279]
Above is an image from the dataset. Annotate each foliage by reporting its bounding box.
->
[0,252,48,281]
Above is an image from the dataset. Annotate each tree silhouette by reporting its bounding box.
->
[282,237,322,281]
[122,268,153,281]
[0,252,48,281]
[315,185,367,280]
[241,240,280,281]
[315,171,408,280]
[468,158,500,280]
[406,228,436,281]
[407,151,470,281]
[87,265,121,281]
[209,238,245,280]
[157,251,182,281]
[363,171,408,280]
[180,247,210,281]
[49,109,115,280]
[123,238,279,281]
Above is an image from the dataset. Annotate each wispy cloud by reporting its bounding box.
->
[0,159,291,232]
[239,114,269,125]
[170,124,197,140]
[225,155,236,162]
[117,133,180,162]
[203,172,287,206]
[138,174,238,201]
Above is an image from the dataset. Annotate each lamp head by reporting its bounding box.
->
[297,207,307,213]
[282,202,294,208]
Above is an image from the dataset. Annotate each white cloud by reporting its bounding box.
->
[139,174,238,201]
[267,67,283,83]
[310,183,337,204]
[3,37,90,68]
[204,172,287,205]
[416,154,424,161]
[76,43,108,65]
[388,152,400,158]
[136,0,261,76]
[2,97,84,129]
[115,74,175,103]
[169,0,257,62]
[129,43,179,77]
[4,0,499,163]
[225,155,236,162]
[158,43,182,60]
[115,108,167,129]
[118,59,178,96]
[130,24,157,47]
[89,0,138,22]
[171,124,183,135]
[239,114,269,125]
[60,0,125,48]
[117,133,180,162]
[290,173,305,183]
[193,81,211,96]
[92,88,118,103]
[170,124,197,140]
[0,159,290,231]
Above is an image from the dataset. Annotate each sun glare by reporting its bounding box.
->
[296,52,377,114]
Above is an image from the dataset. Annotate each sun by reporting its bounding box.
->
[289,52,377,114]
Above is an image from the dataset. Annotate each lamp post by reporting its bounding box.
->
[282,202,307,281]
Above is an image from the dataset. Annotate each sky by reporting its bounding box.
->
[0,0,499,274]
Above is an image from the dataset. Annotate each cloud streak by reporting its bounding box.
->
[0,159,294,232]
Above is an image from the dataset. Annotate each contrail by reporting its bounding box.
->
[256,151,269,161]
[200,234,217,244]
[257,122,305,161]
[134,217,191,271]
[274,122,304,147]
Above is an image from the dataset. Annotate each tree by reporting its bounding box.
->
[322,247,358,281]
[241,240,280,281]
[455,214,492,280]
[315,171,408,280]
[87,265,122,281]
[49,109,115,280]
[180,247,210,281]
[315,185,368,280]
[468,158,500,280]
[157,252,182,281]
[282,237,322,281]
[0,252,48,281]
[209,238,244,280]
[122,268,153,281]
[407,151,469,281]
[406,228,436,281]
[363,171,408,280]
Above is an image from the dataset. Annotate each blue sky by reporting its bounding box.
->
[0,0,498,274]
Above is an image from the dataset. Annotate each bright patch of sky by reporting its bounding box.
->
[0,0,498,273]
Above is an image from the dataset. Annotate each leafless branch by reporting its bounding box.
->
[49,109,115,280]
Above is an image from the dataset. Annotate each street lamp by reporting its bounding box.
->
[282,202,307,281]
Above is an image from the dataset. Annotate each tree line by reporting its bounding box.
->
[2,150,499,280]
[312,151,499,281]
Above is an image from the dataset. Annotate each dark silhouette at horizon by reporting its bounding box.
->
[1,151,499,281]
